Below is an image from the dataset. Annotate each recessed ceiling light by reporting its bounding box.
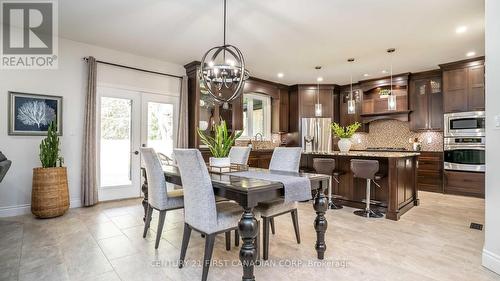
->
[317,77,323,82]
[277,73,284,78]
[466,51,476,57]
[363,74,370,77]
[456,26,467,34]
[382,70,388,74]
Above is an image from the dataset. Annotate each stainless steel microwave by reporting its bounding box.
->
[444,111,485,137]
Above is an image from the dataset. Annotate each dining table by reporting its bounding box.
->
[140,165,331,281]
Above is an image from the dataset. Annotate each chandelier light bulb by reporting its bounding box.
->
[315,104,322,117]
[347,99,356,115]
[388,95,397,111]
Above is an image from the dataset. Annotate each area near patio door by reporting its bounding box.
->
[97,86,178,201]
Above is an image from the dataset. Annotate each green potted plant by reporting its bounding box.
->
[331,122,361,153]
[197,120,242,167]
[31,122,69,218]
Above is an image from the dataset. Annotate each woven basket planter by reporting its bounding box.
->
[31,167,69,218]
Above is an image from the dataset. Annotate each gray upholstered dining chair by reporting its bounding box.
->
[0,151,12,183]
[255,147,302,260]
[174,149,260,281]
[229,146,251,166]
[141,148,185,249]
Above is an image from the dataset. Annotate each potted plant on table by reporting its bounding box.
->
[331,122,361,154]
[197,120,242,167]
[31,122,69,218]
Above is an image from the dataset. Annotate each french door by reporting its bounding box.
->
[97,86,178,201]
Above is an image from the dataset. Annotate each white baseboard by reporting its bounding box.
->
[0,204,31,217]
[0,197,82,217]
[483,249,500,275]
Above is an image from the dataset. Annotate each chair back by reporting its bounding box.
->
[141,148,171,210]
[269,147,302,172]
[350,159,379,180]
[229,146,251,165]
[0,152,11,183]
[174,149,217,232]
[313,158,335,175]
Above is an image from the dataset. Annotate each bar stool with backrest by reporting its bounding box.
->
[313,158,343,209]
[174,149,261,281]
[350,159,384,218]
[141,148,185,249]
[255,147,302,260]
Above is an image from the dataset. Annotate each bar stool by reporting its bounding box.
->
[313,158,343,209]
[350,159,384,218]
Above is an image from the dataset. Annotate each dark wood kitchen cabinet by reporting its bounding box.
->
[440,57,485,113]
[444,170,485,198]
[409,70,443,131]
[417,152,443,193]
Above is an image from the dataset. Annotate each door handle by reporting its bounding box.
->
[133,151,139,155]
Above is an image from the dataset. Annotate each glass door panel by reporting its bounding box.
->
[146,102,174,157]
[100,97,133,187]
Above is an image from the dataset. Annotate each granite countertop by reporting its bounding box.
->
[303,151,420,158]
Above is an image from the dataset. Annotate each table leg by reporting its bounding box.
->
[313,179,328,260]
[238,208,258,281]
[141,168,148,222]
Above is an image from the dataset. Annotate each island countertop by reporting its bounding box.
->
[302,151,420,158]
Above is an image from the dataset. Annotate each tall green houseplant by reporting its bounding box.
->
[197,120,242,158]
[39,122,63,168]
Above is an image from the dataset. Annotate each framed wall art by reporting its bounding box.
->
[8,92,63,136]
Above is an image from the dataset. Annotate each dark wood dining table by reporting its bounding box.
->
[141,166,330,281]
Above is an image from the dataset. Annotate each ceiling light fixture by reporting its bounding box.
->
[347,58,356,115]
[363,73,370,77]
[387,48,397,111]
[315,68,323,117]
[200,0,249,109]
[382,70,388,74]
[277,73,284,78]
[455,26,467,34]
[466,51,476,57]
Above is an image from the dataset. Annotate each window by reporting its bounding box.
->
[241,93,271,139]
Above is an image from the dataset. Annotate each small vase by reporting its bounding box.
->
[338,138,352,154]
[209,157,231,168]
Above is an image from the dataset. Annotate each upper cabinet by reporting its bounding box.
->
[440,57,485,113]
[409,70,443,131]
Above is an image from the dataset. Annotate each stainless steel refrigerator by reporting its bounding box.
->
[301,118,332,153]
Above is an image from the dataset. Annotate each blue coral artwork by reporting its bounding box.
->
[8,92,63,136]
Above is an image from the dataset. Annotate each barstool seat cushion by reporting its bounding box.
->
[350,159,379,180]
[313,158,336,175]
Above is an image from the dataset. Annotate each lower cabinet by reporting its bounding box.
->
[417,152,443,193]
[444,170,485,198]
[248,150,273,169]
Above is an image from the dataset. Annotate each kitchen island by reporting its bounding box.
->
[301,151,420,221]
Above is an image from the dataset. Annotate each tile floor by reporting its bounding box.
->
[0,192,499,281]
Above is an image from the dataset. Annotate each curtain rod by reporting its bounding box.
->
[82,57,183,79]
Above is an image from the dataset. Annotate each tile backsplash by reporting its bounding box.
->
[350,120,443,152]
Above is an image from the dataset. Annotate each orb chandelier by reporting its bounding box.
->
[200,0,249,109]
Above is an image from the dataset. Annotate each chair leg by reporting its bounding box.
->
[255,221,260,261]
[225,231,231,251]
[263,217,270,260]
[234,230,239,247]
[179,223,192,268]
[270,217,276,235]
[143,204,153,238]
[202,234,216,281]
[291,209,301,244]
[155,210,166,249]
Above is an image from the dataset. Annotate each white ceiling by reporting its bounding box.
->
[59,0,485,85]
